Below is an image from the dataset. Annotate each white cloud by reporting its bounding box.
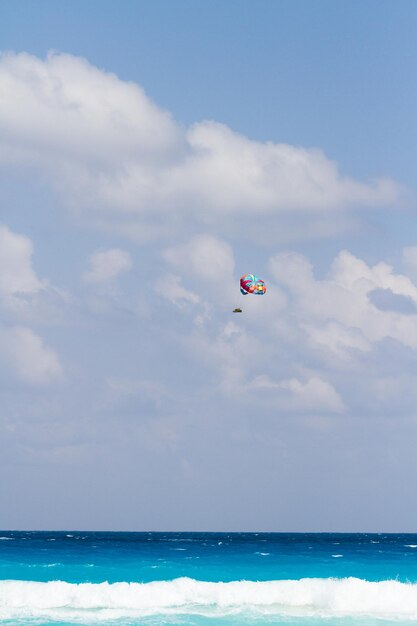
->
[0,325,63,385]
[0,52,405,242]
[164,234,235,283]
[0,225,65,385]
[185,314,346,414]
[307,321,372,357]
[178,121,401,213]
[155,274,200,307]
[164,245,417,417]
[0,224,71,326]
[83,248,132,283]
[186,320,255,394]
[0,224,44,297]
[269,249,417,355]
[252,374,346,413]
[162,234,237,315]
[0,51,181,168]
[138,231,417,422]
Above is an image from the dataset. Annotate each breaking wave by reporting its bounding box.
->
[1,577,417,621]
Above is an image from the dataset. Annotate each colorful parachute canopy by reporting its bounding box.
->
[240,274,266,296]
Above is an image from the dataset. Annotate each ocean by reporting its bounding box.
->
[0,531,417,625]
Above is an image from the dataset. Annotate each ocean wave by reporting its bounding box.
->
[1,577,417,621]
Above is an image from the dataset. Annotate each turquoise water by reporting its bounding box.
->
[1,532,417,624]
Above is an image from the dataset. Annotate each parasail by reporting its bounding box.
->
[240,274,266,296]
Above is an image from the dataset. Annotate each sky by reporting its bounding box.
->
[0,0,417,531]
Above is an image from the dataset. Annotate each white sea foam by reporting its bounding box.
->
[1,577,417,621]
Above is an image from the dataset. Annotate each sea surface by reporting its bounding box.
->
[1,532,417,625]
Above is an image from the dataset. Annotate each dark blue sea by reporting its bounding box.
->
[1,531,417,624]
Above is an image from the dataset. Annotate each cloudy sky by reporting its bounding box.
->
[1,0,417,531]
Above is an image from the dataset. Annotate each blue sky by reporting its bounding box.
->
[0,1,417,531]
